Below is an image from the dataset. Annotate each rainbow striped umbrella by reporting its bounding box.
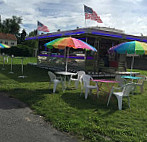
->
[109,41,147,72]
[45,37,97,71]
[109,41,147,55]
[44,37,97,51]
[0,43,10,48]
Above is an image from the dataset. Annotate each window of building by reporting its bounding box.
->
[5,41,8,44]
[11,42,14,45]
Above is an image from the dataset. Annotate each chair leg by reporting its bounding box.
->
[116,96,123,110]
[53,82,58,93]
[107,88,114,106]
[85,88,89,99]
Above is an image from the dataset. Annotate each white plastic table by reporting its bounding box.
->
[92,79,119,94]
[9,55,14,74]
[16,57,27,78]
[92,79,119,103]
[115,71,140,76]
[55,71,77,90]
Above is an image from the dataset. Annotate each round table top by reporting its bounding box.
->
[115,71,140,75]
[92,79,119,83]
[55,71,76,76]
[121,76,142,79]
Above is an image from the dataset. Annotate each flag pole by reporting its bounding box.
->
[84,4,87,28]
[37,21,39,64]
[85,17,87,28]
[84,37,87,70]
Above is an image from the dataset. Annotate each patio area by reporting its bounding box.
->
[0,57,147,142]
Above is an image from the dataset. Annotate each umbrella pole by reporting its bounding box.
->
[64,47,66,71]
[130,55,135,75]
[65,48,70,72]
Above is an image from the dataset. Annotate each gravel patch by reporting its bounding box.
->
[0,93,79,142]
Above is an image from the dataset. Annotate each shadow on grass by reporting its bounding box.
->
[0,92,28,110]
[0,87,53,110]
[61,91,118,113]
[0,64,49,83]
[61,88,132,113]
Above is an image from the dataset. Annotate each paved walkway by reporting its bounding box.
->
[0,93,78,142]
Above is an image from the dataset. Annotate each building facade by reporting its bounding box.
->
[0,33,17,46]
[25,26,147,74]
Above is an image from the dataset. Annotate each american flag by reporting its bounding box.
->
[84,5,103,23]
[37,21,49,32]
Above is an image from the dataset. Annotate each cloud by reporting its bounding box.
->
[0,0,147,36]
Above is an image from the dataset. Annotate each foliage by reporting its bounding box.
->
[0,16,38,56]
[22,29,38,54]
[23,39,38,50]
[0,16,22,35]
[3,44,32,57]
[0,57,146,142]
[29,29,37,36]
[19,29,27,43]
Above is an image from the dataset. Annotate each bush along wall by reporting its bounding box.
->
[2,44,33,57]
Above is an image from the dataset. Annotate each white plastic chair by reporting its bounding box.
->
[81,74,98,99]
[68,71,85,89]
[48,71,63,93]
[107,83,135,110]
[134,75,147,93]
[115,74,126,88]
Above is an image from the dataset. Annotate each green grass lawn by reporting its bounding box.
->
[0,57,147,142]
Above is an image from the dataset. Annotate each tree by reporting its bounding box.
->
[29,29,37,36]
[22,29,38,56]
[0,16,22,35]
[20,29,27,42]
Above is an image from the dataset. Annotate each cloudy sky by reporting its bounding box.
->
[0,0,147,36]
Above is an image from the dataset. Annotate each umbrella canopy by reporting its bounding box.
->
[45,37,97,71]
[109,41,147,72]
[0,43,10,48]
[109,41,147,55]
[44,37,97,52]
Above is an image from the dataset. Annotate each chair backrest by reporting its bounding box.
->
[48,71,56,81]
[136,75,146,85]
[122,83,135,96]
[115,75,126,87]
[77,71,85,81]
[82,74,92,87]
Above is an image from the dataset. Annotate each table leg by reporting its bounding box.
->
[105,83,114,104]
[9,57,14,74]
[63,76,67,91]
[96,82,99,98]
[18,58,27,78]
